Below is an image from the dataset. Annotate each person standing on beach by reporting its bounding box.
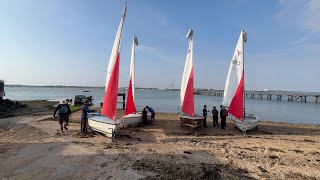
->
[202,105,208,127]
[142,107,148,126]
[220,105,228,129]
[65,99,71,126]
[80,100,94,135]
[53,100,71,132]
[146,106,155,124]
[212,106,219,127]
[100,102,103,111]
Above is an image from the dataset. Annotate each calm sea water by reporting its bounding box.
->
[4,86,320,125]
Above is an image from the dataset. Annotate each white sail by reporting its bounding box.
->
[222,31,245,106]
[130,36,138,101]
[222,31,246,120]
[180,29,194,116]
[125,35,138,115]
[101,2,127,120]
[105,3,127,92]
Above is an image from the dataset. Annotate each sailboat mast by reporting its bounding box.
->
[242,31,246,119]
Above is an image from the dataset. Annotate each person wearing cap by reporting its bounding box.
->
[53,100,71,132]
[80,100,95,134]
[203,105,209,127]
[212,106,219,127]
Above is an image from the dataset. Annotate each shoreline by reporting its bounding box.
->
[0,100,319,179]
[1,99,320,126]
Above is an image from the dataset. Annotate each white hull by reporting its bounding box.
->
[88,114,121,138]
[123,113,151,126]
[232,114,260,134]
[179,114,204,129]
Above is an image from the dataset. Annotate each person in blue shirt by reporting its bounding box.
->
[80,100,95,134]
[146,106,155,124]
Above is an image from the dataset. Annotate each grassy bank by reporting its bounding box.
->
[69,105,81,112]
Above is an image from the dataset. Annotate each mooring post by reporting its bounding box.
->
[123,94,125,110]
[276,95,282,101]
[267,94,272,100]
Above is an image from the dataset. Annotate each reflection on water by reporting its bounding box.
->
[5,87,320,125]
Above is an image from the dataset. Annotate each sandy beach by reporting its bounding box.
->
[0,101,319,179]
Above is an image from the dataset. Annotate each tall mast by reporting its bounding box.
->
[242,31,247,119]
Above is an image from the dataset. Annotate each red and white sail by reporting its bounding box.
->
[180,29,194,116]
[222,31,247,121]
[125,36,138,115]
[101,3,127,120]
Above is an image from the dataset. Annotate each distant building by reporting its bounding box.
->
[0,80,4,99]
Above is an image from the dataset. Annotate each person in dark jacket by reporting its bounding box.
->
[203,105,208,127]
[142,107,148,126]
[80,100,95,134]
[212,106,219,127]
[53,100,71,132]
[220,105,228,129]
[65,99,71,125]
[146,106,155,124]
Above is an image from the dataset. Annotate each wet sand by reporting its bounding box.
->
[0,101,319,179]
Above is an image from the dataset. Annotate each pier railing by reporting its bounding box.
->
[194,90,320,103]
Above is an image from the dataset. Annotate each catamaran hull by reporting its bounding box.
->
[123,113,151,126]
[88,115,121,138]
[232,115,259,134]
[179,114,204,129]
[123,113,142,126]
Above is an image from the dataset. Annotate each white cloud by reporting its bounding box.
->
[136,45,159,53]
[276,0,320,33]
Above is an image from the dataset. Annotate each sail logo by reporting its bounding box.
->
[232,58,241,70]
[237,50,241,56]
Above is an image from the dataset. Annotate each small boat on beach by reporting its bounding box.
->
[123,36,145,126]
[179,29,204,129]
[222,31,260,134]
[88,2,127,139]
[88,113,121,138]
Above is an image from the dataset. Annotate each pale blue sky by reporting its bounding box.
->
[0,0,319,91]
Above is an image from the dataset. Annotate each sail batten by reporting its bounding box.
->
[222,31,246,121]
[180,29,194,116]
[101,3,127,120]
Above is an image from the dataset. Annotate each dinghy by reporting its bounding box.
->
[88,3,127,139]
[179,29,204,129]
[222,31,260,134]
[123,36,149,126]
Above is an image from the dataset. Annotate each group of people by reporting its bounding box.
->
[53,99,94,135]
[54,99,155,134]
[202,105,228,129]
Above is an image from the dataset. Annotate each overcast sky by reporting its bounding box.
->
[1,0,320,92]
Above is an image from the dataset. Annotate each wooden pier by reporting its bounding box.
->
[118,93,126,110]
[194,90,320,103]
